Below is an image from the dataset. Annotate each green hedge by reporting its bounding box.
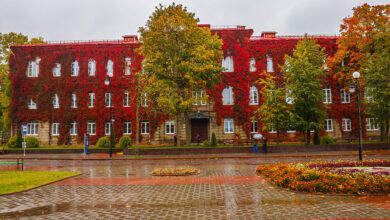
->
[7,136,39,148]
[119,136,132,148]
[96,137,110,148]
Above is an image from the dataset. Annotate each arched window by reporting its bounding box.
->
[88,59,96,76]
[107,59,113,76]
[71,60,79,76]
[222,86,234,105]
[222,56,234,72]
[27,57,41,77]
[249,86,258,105]
[53,94,59,108]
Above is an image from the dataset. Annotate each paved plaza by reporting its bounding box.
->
[1,154,390,219]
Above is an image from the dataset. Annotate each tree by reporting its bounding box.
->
[255,72,294,145]
[284,37,328,144]
[0,32,44,139]
[138,3,223,147]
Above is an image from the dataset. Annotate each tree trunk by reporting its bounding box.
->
[176,113,181,147]
[385,120,389,144]
[380,125,386,142]
[276,131,280,145]
[184,112,190,146]
[135,74,141,155]
[306,129,311,145]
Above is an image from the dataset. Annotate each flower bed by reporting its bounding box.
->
[256,160,390,195]
[150,167,200,176]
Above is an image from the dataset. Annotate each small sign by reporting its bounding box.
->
[22,125,27,134]
[22,142,26,148]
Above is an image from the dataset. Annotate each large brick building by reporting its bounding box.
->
[8,25,382,145]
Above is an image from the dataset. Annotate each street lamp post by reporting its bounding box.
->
[349,71,363,161]
[105,76,114,158]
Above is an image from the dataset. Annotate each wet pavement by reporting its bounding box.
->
[1,154,390,219]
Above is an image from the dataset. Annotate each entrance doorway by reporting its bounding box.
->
[191,119,208,143]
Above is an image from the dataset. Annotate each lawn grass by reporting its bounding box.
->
[0,171,80,195]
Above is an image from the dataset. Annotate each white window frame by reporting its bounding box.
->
[88,93,95,108]
[105,93,112,107]
[53,94,59,109]
[165,120,175,134]
[70,122,77,135]
[325,119,333,132]
[71,93,77,108]
[107,59,113,77]
[125,57,131,75]
[251,120,258,133]
[27,121,39,136]
[323,86,332,104]
[249,86,258,105]
[192,91,206,106]
[222,86,234,105]
[366,118,379,131]
[71,60,79,76]
[342,118,351,131]
[267,55,274,73]
[222,56,234,72]
[105,122,111,135]
[52,122,59,136]
[88,59,96,76]
[286,89,294,104]
[365,88,374,103]
[53,63,61,77]
[340,89,350,104]
[27,57,40,77]
[141,121,149,134]
[124,121,132,134]
[269,124,277,133]
[224,119,234,133]
[87,122,96,135]
[141,93,148,107]
[123,92,130,107]
[28,99,37,109]
[249,58,256,72]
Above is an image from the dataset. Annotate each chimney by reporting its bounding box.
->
[122,35,138,42]
[261,32,277,38]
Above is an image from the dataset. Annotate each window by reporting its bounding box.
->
[249,58,256,72]
[222,86,234,105]
[324,119,333,132]
[141,121,149,134]
[52,123,59,136]
[123,92,130,107]
[124,121,132,134]
[340,89,350,104]
[286,89,294,104]
[284,59,290,72]
[141,93,147,107]
[224,119,234,133]
[27,121,39,135]
[251,120,258,133]
[71,60,79,76]
[125,57,131,75]
[287,129,296,133]
[323,57,328,69]
[71,93,77,108]
[105,122,111,135]
[70,122,77,135]
[88,93,95,108]
[323,86,332,104]
[165,120,175,134]
[88,59,96,76]
[342,118,351,131]
[269,124,276,133]
[249,86,258,105]
[222,56,234,72]
[28,99,37,109]
[53,63,61,77]
[192,91,206,106]
[107,59,113,77]
[105,93,112,107]
[267,55,273,72]
[53,94,59,108]
[87,122,96,135]
[366,118,379,131]
[365,88,374,103]
[27,57,40,77]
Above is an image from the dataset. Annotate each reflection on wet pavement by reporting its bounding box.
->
[1,156,390,219]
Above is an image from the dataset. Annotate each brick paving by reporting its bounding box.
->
[1,155,390,219]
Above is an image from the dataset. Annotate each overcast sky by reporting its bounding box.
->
[0,0,388,41]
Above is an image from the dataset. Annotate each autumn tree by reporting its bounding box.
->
[254,72,294,145]
[138,3,223,146]
[284,37,328,144]
[329,4,390,142]
[0,32,44,139]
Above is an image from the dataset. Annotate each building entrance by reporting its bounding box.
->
[191,119,208,143]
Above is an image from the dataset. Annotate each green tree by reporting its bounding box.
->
[0,32,44,138]
[284,37,327,144]
[255,72,294,145]
[138,3,223,147]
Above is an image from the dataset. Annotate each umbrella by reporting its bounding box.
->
[253,133,263,140]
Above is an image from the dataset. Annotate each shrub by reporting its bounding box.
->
[313,131,320,145]
[16,129,23,148]
[211,133,217,147]
[26,136,39,148]
[6,136,18,148]
[202,140,210,147]
[119,136,132,148]
[321,136,334,145]
[96,137,110,148]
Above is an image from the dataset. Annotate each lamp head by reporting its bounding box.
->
[352,71,360,79]
[104,77,110,86]
[349,82,355,93]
